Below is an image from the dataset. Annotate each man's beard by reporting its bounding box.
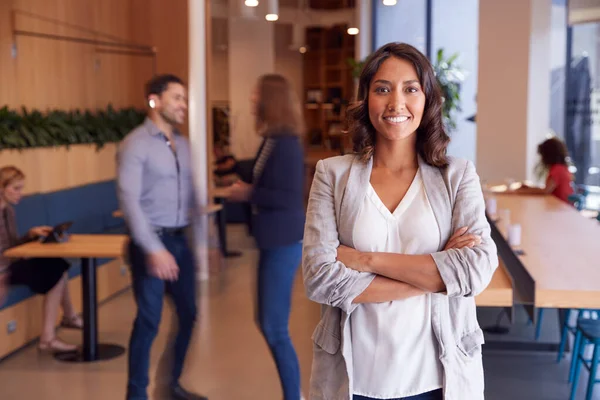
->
[159,109,181,126]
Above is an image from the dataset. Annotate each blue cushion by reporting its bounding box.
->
[13,194,48,236]
[44,184,106,234]
[1,285,35,309]
[93,181,122,230]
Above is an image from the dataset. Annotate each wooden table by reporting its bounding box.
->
[488,193,600,321]
[4,234,128,362]
[475,260,513,307]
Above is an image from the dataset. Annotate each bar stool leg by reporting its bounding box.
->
[570,335,586,400]
[585,343,599,400]
[558,309,573,362]
[570,330,584,383]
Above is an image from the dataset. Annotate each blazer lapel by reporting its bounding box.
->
[419,157,452,251]
[338,156,372,248]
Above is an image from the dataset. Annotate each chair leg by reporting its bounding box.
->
[570,334,586,400]
[535,308,544,340]
[570,330,584,383]
[585,343,599,400]
[558,309,574,363]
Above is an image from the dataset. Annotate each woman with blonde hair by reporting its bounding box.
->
[0,166,81,353]
[227,74,306,399]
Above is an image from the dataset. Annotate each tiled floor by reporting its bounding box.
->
[0,225,597,399]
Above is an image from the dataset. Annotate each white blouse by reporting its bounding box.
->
[350,170,444,399]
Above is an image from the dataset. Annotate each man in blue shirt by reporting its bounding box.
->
[117,74,206,400]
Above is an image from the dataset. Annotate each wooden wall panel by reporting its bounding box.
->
[0,0,159,111]
[130,0,189,133]
[1,0,188,109]
[0,144,117,195]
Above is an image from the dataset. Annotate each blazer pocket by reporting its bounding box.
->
[457,328,485,358]
[311,322,341,355]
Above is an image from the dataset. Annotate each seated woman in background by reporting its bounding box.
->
[0,166,81,353]
[516,137,574,203]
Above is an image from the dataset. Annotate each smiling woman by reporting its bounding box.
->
[302,42,497,400]
[347,42,449,166]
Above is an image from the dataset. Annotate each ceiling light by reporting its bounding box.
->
[245,0,259,6]
[383,0,397,5]
[347,27,359,35]
[266,0,279,21]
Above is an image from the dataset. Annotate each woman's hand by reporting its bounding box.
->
[28,226,52,239]
[337,245,370,272]
[227,181,253,202]
[443,226,482,251]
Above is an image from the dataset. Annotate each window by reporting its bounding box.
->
[373,0,427,52]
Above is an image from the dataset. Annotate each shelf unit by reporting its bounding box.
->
[302,24,355,153]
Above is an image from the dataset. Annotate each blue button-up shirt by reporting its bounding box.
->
[116,118,196,253]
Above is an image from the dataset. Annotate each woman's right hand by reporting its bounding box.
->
[443,226,482,251]
[28,226,52,239]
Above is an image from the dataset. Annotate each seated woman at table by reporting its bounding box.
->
[516,137,574,203]
[0,166,81,353]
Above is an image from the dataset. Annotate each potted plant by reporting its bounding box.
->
[433,48,466,131]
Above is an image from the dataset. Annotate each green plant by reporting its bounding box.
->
[433,48,465,131]
[0,105,146,150]
[347,57,366,79]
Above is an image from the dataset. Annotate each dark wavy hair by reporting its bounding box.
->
[347,42,450,167]
[538,137,569,166]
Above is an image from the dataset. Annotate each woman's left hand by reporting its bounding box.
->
[227,181,253,202]
[337,245,369,272]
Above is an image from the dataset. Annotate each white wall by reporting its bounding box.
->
[228,16,275,159]
[526,0,552,182]
[211,50,230,103]
[274,24,304,100]
[188,0,209,280]
[212,48,303,105]
[477,0,552,183]
[477,0,533,182]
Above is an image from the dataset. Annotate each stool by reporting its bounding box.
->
[569,319,600,400]
[557,309,579,361]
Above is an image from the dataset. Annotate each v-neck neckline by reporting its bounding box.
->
[367,170,422,220]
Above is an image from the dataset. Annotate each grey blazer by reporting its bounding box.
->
[302,154,498,400]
